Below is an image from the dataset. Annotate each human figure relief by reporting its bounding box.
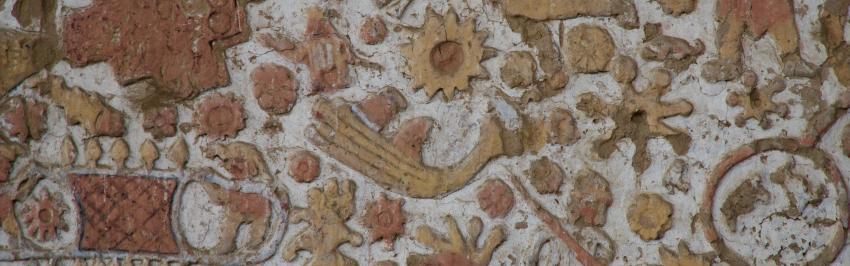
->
[702,0,817,82]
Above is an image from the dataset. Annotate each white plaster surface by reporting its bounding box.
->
[2,0,850,265]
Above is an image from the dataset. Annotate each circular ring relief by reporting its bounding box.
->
[175,176,287,265]
[701,138,849,265]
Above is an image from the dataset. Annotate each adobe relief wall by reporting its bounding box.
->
[2,0,850,265]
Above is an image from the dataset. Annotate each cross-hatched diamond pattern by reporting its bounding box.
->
[70,174,178,254]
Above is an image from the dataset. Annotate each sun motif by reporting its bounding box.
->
[22,190,69,242]
[401,7,487,100]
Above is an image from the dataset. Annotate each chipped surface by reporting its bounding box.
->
[62,0,259,99]
[3,0,850,265]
